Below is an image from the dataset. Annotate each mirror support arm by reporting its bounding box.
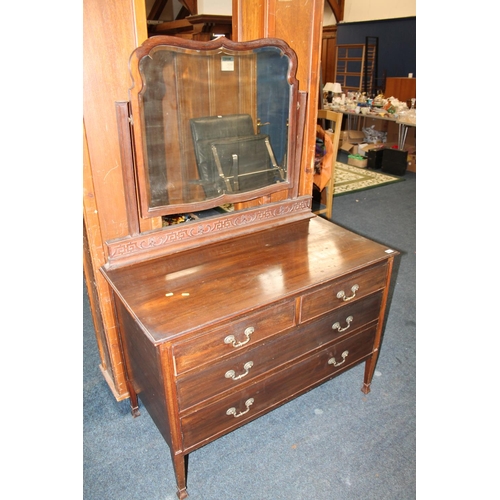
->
[115,101,140,236]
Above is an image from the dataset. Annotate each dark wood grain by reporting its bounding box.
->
[115,300,174,447]
[180,325,377,450]
[300,262,387,321]
[101,216,397,498]
[102,217,394,342]
[176,292,381,411]
[173,300,296,374]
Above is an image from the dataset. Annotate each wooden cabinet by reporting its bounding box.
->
[321,25,338,87]
[101,217,397,499]
[385,77,416,102]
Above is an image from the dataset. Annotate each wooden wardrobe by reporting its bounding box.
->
[84,0,325,401]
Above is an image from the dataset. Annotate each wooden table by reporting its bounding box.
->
[396,119,416,150]
[339,109,416,150]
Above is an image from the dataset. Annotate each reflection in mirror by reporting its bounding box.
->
[189,113,284,198]
[129,37,298,218]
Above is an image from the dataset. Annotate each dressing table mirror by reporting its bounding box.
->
[101,35,398,500]
[107,36,311,266]
[131,37,297,214]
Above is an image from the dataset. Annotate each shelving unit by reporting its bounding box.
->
[334,39,378,94]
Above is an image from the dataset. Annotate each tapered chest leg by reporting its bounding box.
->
[173,453,188,499]
[361,351,380,394]
[126,381,141,417]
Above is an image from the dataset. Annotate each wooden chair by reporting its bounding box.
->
[313,110,342,219]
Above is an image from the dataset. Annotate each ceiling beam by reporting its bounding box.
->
[149,0,169,20]
[148,1,198,21]
[325,0,344,23]
[179,1,197,15]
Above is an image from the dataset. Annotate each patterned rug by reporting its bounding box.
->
[334,162,405,196]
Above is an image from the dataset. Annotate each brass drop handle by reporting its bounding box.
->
[224,327,254,348]
[336,284,359,302]
[225,361,254,381]
[328,350,349,367]
[332,316,353,333]
[226,398,254,418]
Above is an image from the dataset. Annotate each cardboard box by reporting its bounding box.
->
[349,144,362,156]
[381,148,408,176]
[346,130,365,143]
[339,131,350,143]
[348,155,368,168]
[353,143,367,156]
[340,141,355,153]
[356,143,385,157]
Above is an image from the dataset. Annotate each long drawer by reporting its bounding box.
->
[300,262,387,322]
[172,300,296,375]
[176,291,382,411]
[180,324,377,450]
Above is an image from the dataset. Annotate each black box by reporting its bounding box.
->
[367,148,384,169]
[337,149,350,164]
[381,148,408,176]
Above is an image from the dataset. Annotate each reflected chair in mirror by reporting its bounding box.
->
[313,110,342,219]
[190,114,284,197]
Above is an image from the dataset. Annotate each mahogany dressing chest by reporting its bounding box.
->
[100,36,398,499]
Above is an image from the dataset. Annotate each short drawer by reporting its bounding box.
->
[300,263,387,322]
[180,324,377,450]
[176,291,382,410]
[172,300,296,375]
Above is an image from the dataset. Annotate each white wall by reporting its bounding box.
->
[198,1,417,22]
[198,0,232,15]
[325,0,415,25]
[323,4,337,26]
[147,1,415,24]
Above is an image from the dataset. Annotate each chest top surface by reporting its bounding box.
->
[101,217,395,343]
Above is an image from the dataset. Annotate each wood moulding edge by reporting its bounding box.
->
[104,197,313,269]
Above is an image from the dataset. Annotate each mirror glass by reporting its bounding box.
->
[129,37,298,218]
